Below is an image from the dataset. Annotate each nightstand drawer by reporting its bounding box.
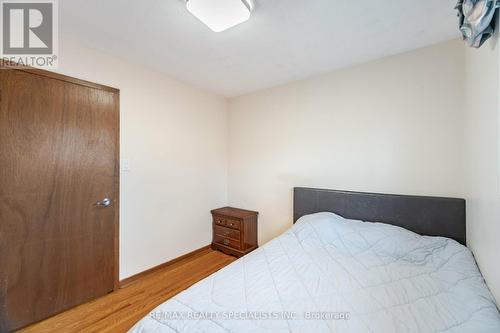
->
[214,225,241,240]
[225,219,241,230]
[213,216,227,227]
[214,234,242,250]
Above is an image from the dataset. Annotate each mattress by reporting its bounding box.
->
[129,212,500,333]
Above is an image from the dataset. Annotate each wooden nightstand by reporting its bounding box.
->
[211,207,258,258]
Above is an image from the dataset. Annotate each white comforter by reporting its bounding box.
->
[130,213,500,333]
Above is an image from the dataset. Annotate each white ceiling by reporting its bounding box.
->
[61,0,460,97]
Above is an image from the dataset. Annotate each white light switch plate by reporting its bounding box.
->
[121,158,130,172]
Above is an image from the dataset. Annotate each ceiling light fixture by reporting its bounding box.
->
[186,0,252,32]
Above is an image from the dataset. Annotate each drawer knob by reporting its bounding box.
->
[223,239,230,245]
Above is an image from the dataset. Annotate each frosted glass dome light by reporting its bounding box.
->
[186,0,252,32]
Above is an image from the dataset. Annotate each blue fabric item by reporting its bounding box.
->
[456,0,500,48]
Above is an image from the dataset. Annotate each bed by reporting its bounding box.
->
[129,188,500,332]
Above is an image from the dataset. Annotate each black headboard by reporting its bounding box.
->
[293,187,466,245]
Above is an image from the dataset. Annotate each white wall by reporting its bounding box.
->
[228,40,465,245]
[56,39,228,280]
[463,28,500,302]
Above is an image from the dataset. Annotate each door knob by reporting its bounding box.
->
[95,198,112,207]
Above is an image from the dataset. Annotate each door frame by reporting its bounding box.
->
[1,61,121,290]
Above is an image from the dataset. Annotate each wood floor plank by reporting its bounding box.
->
[18,250,236,333]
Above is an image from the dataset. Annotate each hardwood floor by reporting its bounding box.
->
[18,249,236,333]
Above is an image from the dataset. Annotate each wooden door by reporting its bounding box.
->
[0,67,119,331]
